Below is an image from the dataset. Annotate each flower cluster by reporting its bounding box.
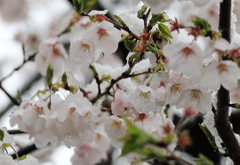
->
[1,0,240,165]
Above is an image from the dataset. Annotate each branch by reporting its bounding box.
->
[0,53,35,106]
[215,0,240,164]
[90,52,145,104]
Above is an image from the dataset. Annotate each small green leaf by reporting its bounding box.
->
[17,89,22,102]
[69,86,78,94]
[120,118,156,156]
[101,75,112,82]
[195,154,214,165]
[2,143,11,147]
[236,103,240,109]
[18,154,30,161]
[134,147,165,163]
[158,23,173,39]
[73,0,83,13]
[46,64,54,87]
[149,13,169,27]
[82,0,97,13]
[199,124,218,150]
[137,6,148,19]
[61,72,68,85]
[191,16,211,35]
[113,15,127,28]
[124,40,137,52]
[89,65,97,75]
[129,53,137,62]
[146,43,159,54]
[0,129,4,141]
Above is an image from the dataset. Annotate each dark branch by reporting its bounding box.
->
[215,0,240,164]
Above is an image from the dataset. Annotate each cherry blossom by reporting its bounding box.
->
[163,42,205,76]
[201,60,240,91]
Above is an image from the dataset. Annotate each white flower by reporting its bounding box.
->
[177,88,212,113]
[35,37,68,78]
[17,155,39,165]
[142,0,174,13]
[71,131,110,165]
[0,154,17,165]
[0,154,39,165]
[201,60,240,91]
[118,13,144,36]
[104,115,127,139]
[163,42,204,76]
[70,36,100,67]
[47,93,100,148]
[126,85,158,113]
[87,21,122,55]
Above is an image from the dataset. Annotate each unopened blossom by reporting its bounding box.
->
[163,42,204,76]
[201,60,240,91]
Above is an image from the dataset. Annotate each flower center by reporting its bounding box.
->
[138,91,151,103]
[170,84,181,95]
[81,43,90,52]
[97,28,108,40]
[218,63,228,74]
[181,47,194,57]
[191,89,201,102]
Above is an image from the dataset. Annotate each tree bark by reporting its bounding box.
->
[215,0,240,164]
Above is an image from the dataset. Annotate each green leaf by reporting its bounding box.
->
[146,43,159,54]
[137,6,148,19]
[124,40,137,52]
[18,154,30,161]
[61,72,68,85]
[101,75,112,82]
[235,103,240,109]
[69,86,78,94]
[89,65,97,75]
[134,147,165,163]
[113,15,127,28]
[0,129,4,141]
[199,124,218,150]
[46,64,54,87]
[149,13,169,27]
[73,0,97,13]
[120,118,156,156]
[17,89,22,102]
[73,0,83,13]
[82,0,97,13]
[129,53,137,62]
[191,16,211,32]
[195,154,214,165]
[158,23,173,39]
